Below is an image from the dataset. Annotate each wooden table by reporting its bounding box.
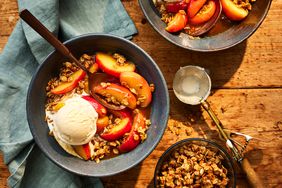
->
[1,0,281,187]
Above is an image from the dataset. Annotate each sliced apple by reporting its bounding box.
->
[73,142,91,160]
[109,109,132,119]
[96,116,109,133]
[120,72,152,108]
[188,0,208,18]
[221,0,249,21]
[82,95,107,117]
[99,109,132,141]
[89,63,99,73]
[165,0,189,13]
[100,117,132,141]
[95,52,135,77]
[119,112,146,152]
[51,69,86,95]
[165,10,188,33]
[93,83,137,109]
[190,0,216,25]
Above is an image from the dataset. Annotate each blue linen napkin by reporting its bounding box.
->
[0,0,137,187]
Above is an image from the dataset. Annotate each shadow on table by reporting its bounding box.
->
[153,39,247,89]
[101,164,142,188]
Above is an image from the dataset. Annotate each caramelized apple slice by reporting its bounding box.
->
[221,0,249,21]
[165,0,189,13]
[99,110,132,141]
[190,0,216,25]
[95,52,135,77]
[93,83,137,109]
[89,63,99,73]
[100,118,132,141]
[73,143,91,160]
[119,111,146,152]
[96,116,109,133]
[120,72,152,108]
[51,69,86,94]
[188,0,208,18]
[166,10,188,33]
[82,96,107,117]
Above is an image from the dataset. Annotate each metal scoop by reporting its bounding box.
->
[173,65,263,187]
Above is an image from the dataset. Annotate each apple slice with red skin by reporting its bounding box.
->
[120,72,152,108]
[51,69,86,94]
[73,143,91,160]
[93,83,137,109]
[96,116,109,133]
[165,0,189,13]
[95,52,135,77]
[190,0,216,25]
[119,111,146,152]
[99,110,132,141]
[188,0,207,18]
[89,63,99,73]
[221,0,249,21]
[82,95,107,117]
[166,10,188,33]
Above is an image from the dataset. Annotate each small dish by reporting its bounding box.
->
[154,138,236,187]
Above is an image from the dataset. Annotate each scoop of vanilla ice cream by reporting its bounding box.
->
[53,96,98,145]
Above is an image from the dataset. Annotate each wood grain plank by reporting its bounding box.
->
[123,0,282,89]
[0,0,282,188]
[102,89,282,187]
[0,0,282,88]
[0,0,19,36]
[0,153,9,188]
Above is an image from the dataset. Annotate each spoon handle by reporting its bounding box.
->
[19,9,88,72]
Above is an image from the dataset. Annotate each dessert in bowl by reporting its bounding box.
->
[139,0,272,51]
[27,34,169,176]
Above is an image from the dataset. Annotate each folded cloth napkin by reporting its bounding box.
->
[0,0,137,187]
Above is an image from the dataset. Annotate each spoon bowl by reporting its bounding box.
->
[173,65,211,105]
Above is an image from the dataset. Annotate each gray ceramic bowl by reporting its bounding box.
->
[139,0,272,51]
[154,138,236,187]
[26,34,169,177]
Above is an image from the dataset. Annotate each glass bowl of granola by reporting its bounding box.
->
[154,138,236,187]
[26,34,169,177]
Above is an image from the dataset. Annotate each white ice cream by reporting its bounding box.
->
[53,96,98,145]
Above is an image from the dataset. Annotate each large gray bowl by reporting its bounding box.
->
[139,0,272,51]
[26,34,169,177]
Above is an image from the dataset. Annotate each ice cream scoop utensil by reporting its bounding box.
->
[173,65,263,188]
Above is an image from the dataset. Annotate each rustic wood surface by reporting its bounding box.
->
[0,0,281,187]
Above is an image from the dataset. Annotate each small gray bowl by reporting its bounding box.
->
[26,34,169,177]
[154,138,236,187]
[139,0,272,52]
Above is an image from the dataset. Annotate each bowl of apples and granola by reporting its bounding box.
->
[26,34,169,176]
[139,0,272,51]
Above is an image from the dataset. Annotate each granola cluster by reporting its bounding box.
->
[45,54,94,111]
[90,137,120,163]
[157,143,229,187]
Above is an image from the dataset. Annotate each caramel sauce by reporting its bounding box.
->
[203,14,235,37]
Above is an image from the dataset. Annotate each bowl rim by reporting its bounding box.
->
[153,137,237,187]
[138,0,273,52]
[26,33,170,177]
